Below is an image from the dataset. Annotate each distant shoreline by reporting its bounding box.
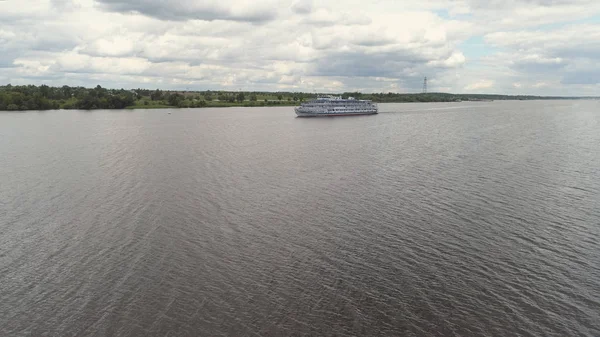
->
[1,84,597,111]
[3,99,597,113]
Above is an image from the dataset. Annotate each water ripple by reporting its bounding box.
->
[0,102,599,336]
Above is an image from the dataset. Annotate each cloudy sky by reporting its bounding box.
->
[1,0,600,95]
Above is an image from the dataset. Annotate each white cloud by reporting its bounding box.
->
[427,51,466,68]
[533,81,550,88]
[464,79,494,91]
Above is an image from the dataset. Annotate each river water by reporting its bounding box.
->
[1,101,599,336]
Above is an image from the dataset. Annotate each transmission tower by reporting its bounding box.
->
[422,77,427,94]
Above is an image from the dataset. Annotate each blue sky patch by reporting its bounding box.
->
[459,36,500,60]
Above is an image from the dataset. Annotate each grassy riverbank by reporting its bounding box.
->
[125,97,300,109]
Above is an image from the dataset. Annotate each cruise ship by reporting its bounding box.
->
[295,95,378,117]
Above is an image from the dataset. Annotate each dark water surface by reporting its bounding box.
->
[1,101,599,336]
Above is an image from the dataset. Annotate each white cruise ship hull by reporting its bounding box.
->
[295,109,378,117]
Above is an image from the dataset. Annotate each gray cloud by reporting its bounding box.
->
[291,0,313,14]
[553,44,600,60]
[311,50,427,78]
[561,70,600,85]
[95,0,278,22]
[511,59,567,73]
[50,0,82,11]
[0,24,80,69]
[0,54,18,68]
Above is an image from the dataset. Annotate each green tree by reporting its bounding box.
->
[61,85,72,98]
[250,94,257,101]
[168,93,184,106]
[177,99,190,108]
[39,85,50,98]
[236,92,245,102]
[94,85,107,98]
[150,89,163,101]
[277,94,283,101]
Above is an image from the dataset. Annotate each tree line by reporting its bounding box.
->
[0,84,588,111]
[0,84,135,110]
[0,85,310,110]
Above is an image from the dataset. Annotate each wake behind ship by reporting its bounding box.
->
[295,96,378,117]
